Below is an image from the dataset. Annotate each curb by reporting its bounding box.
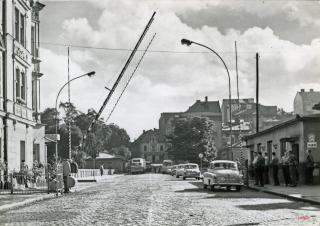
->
[0,193,56,213]
[246,185,320,206]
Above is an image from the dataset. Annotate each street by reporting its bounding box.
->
[0,174,319,226]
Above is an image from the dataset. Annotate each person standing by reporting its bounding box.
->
[305,150,314,185]
[256,152,265,187]
[271,152,280,186]
[281,151,291,186]
[62,158,71,193]
[264,152,270,184]
[100,165,104,176]
[252,152,259,185]
[288,151,298,187]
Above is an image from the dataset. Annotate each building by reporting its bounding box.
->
[159,96,223,148]
[244,114,320,184]
[0,0,45,172]
[131,129,168,163]
[84,153,126,173]
[294,89,320,116]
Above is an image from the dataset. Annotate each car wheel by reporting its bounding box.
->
[203,184,207,189]
[183,177,186,180]
[236,186,241,192]
[176,175,179,178]
[210,185,215,191]
[226,186,231,191]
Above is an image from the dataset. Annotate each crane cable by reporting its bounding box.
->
[105,33,157,123]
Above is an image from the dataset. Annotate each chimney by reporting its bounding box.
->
[205,96,208,102]
[300,89,305,92]
[310,89,314,92]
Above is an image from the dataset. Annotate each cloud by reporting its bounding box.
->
[40,0,320,139]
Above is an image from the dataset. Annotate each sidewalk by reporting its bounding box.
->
[248,181,320,205]
[0,174,123,212]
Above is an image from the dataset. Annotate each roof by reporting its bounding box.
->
[186,100,221,114]
[244,114,320,140]
[297,91,320,101]
[222,98,254,105]
[133,129,166,144]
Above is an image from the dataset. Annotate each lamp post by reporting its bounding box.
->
[55,71,95,164]
[181,39,233,156]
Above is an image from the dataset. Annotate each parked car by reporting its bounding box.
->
[170,165,178,176]
[181,163,201,180]
[175,164,186,178]
[203,160,243,191]
[161,160,174,174]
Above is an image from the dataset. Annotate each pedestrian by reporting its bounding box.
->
[21,160,29,188]
[256,152,265,187]
[305,150,314,185]
[264,152,270,184]
[100,165,104,176]
[288,150,298,187]
[252,152,259,185]
[62,158,71,193]
[271,152,280,186]
[281,151,291,186]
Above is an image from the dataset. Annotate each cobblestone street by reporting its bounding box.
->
[0,174,319,226]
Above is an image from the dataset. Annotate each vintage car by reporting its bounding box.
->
[181,163,201,180]
[170,165,178,176]
[203,160,243,191]
[175,164,186,178]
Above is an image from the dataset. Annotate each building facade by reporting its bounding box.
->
[159,96,223,148]
[132,129,168,164]
[244,115,320,184]
[294,89,320,116]
[1,0,45,173]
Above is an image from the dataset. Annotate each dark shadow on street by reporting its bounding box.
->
[237,202,320,211]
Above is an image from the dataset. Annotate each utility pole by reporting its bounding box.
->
[256,52,259,133]
[68,47,72,160]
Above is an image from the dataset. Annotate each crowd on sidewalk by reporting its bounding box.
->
[249,149,315,187]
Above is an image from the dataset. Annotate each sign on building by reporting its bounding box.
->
[45,134,60,142]
[307,142,317,149]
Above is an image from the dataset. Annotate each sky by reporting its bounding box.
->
[39,0,320,140]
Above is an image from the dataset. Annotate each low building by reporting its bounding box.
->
[244,114,320,184]
[84,153,126,173]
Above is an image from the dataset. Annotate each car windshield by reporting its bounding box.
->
[185,165,198,169]
[213,162,237,170]
[163,161,173,166]
[132,163,141,166]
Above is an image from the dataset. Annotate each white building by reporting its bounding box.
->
[0,0,45,172]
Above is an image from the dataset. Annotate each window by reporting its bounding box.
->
[15,8,19,42]
[15,68,20,99]
[20,14,25,46]
[32,79,37,110]
[16,68,26,102]
[160,145,163,151]
[31,26,35,56]
[14,8,26,46]
[21,72,25,100]
[33,143,40,162]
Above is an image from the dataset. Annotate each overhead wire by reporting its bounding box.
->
[105,33,157,123]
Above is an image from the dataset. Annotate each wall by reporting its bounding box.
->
[85,158,125,173]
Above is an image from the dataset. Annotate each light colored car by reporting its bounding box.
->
[175,164,186,178]
[170,165,178,176]
[181,163,201,180]
[203,160,243,191]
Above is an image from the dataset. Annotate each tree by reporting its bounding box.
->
[109,145,131,160]
[167,116,217,164]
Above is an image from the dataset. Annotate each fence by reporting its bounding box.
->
[72,169,115,179]
[0,164,65,195]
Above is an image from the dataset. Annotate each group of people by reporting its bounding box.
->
[251,149,315,187]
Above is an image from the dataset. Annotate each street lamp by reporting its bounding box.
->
[55,71,95,164]
[181,38,233,156]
